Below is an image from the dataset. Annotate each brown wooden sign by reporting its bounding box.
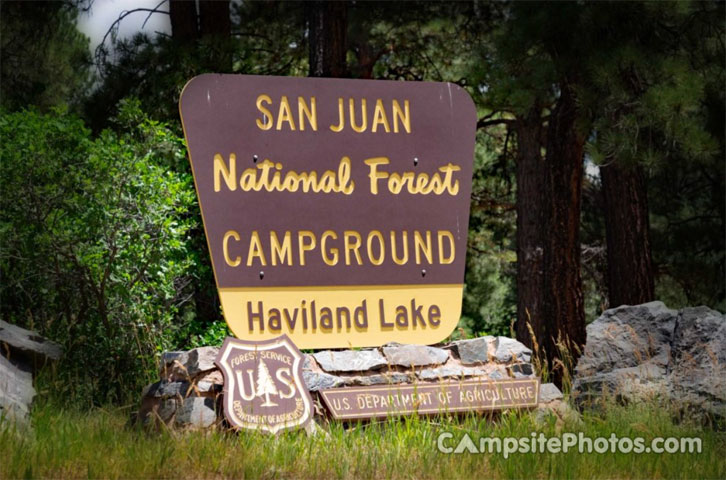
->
[319,378,540,420]
[214,335,313,434]
[180,74,476,348]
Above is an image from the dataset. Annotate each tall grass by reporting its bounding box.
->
[1,397,724,479]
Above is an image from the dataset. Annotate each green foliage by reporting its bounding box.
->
[583,1,725,311]
[186,320,231,349]
[462,132,517,335]
[0,103,197,404]
[0,1,92,112]
[476,0,725,315]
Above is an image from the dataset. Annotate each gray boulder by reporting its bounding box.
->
[303,371,344,392]
[0,320,62,426]
[417,365,488,380]
[0,355,34,425]
[451,337,491,364]
[668,306,726,417]
[0,319,62,365]
[345,372,411,386]
[494,337,532,363]
[539,383,564,403]
[175,397,217,429]
[160,346,219,380]
[312,349,387,372]
[576,302,676,376]
[382,344,449,367]
[510,363,535,378]
[573,302,725,419]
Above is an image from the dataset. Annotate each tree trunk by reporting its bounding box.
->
[515,108,547,351]
[169,0,198,43]
[601,160,654,307]
[307,1,348,77]
[199,0,230,37]
[542,83,586,383]
[199,0,232,72]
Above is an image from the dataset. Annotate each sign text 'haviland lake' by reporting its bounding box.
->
[180,74,476,348]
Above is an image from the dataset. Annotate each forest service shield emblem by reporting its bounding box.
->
[215,335,313,434]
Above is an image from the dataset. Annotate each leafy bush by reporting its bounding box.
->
[0,102,197,404]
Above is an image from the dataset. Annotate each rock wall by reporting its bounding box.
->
[573,301,725,420]
[0,319,62,425]
[137,335,560,430]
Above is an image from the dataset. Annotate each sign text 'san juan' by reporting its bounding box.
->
[180,74,476,348]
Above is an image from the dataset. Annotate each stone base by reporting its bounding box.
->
[137,335,565,432]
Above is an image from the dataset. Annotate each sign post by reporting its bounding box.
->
[180,74,476,349]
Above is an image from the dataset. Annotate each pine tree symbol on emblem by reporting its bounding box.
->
[255,359,279,407]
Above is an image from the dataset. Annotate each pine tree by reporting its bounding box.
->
[255,360,279,407]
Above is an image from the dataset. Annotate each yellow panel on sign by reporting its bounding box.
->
[219,284,463,349]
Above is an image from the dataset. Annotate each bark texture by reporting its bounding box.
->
[199,1,230,38]
[307,1,348,77]
[601,161,655,308]
[199,0,232,72]
[542,84,587,379]
[515,109,547,350]
[169,0,198,43]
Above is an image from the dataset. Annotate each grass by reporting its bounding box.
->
[1,398,724,479]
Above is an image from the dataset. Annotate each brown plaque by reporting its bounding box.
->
[180,74,476,348]
[319,378,540,420]
[214,335,314,434]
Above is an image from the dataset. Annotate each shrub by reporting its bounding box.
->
[0,101,196,404]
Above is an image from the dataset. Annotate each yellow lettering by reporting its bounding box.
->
[349,98,367,133]
[240,167,258,190]
[438,163,461,195]
[246,231,267,266]
[391,231,409,265]
[330,98,345,132]
[337,157,355,194]
[235,158,354,195]
[298,96,317,131]
[437,231,455,264]
[276,96,296,130]
[321,231,339,266]
[298,231,316,266]
[362,156,461,196]
[223,230,241,267]
[371,99,391,133]
[344,231,363,265]
[214,153,236,192]
[366,231,385,265]
[256,94,273,130]
[364,157,390,195]
[270,231,292,266]
[414,230,433,264]
[392,100,411,133]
